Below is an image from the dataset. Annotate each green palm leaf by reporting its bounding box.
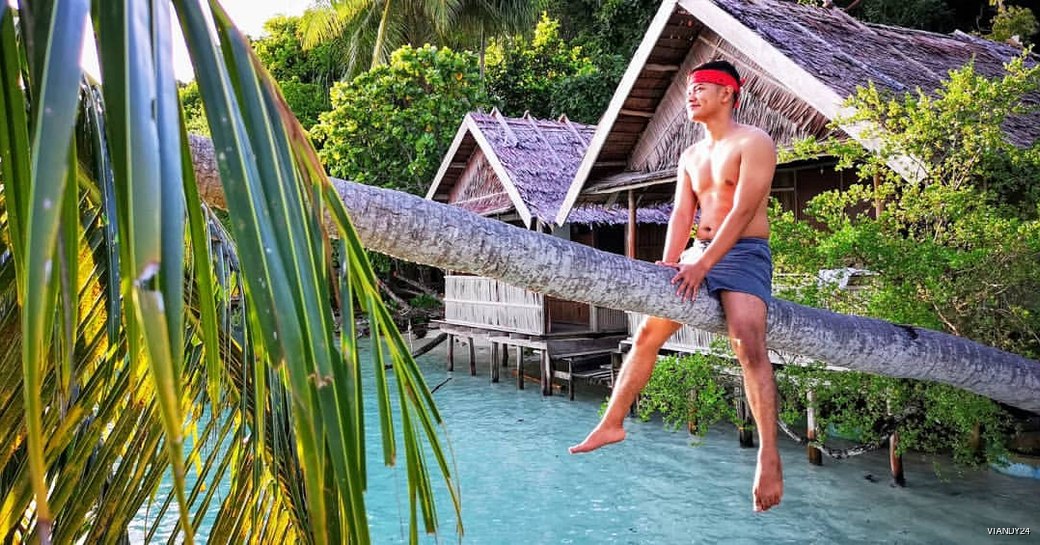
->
[0,1,460,543]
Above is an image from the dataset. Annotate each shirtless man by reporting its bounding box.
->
[569,60,783,512]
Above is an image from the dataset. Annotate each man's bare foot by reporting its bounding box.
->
[753,449,783,512]
[568,425,626,454]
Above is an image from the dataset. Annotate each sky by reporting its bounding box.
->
[80,0,313,82]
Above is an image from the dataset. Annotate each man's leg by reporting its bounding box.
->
[569,316,681,454]
[720,291,783,512]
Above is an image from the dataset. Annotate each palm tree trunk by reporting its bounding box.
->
[188,136,1040,414]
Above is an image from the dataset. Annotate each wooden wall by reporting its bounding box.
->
[448,149,513,215]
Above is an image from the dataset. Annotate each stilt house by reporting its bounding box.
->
[554,0,1040,355]
[426,110,674,393]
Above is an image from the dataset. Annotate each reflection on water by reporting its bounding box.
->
[133,339,1040,544]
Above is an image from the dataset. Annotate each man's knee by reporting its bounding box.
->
[728,326,769,367]
[633,319,677,352]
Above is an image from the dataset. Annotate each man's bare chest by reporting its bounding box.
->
[687,150,742,196]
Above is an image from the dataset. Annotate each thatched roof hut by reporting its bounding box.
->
[426,110,671,229]
[555,0,1040,224]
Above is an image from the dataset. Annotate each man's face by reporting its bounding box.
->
[685,78,731,121]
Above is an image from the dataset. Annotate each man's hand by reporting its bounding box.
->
[663,260,709,302]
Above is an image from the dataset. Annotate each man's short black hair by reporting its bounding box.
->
[688,59,740,82]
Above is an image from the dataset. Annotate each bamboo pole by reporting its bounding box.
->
[468,336,476,376]
[626,190,638,259]
[807,389,822,465]
[736,380,755,448]
[447,334,455,372]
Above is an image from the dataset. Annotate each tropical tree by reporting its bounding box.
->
[188,144,1040,414]
[311,45,492,195]
[0,1,456,544]
[299,0,537,77]
[444,0,538,75]
[299,0,449,74]
[485,14,616,122]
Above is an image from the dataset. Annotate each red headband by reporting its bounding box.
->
[689,69,742,107]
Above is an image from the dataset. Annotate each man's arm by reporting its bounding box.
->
[696,132,776,269]
[660,151,698,264]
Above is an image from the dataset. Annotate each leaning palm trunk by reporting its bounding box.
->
[187,136,1040,414]
[1,2,456,544]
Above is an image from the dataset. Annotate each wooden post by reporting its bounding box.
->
[541,349,552,396]
[626,190,638,259]
[888,399,905,486]
[589,304,599,333]
[468,336,476,376]
[516,345,524,390]
[890,431,906,487]
[735,380,755,448]
[806,389,822,465]
[610,350,622,388]
[447,334,455,372]
[969,422,984,461]
[501,343,509,367]
[490,342,500,383]
[686,388,698,435]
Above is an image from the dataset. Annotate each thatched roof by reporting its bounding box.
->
[555,0,1040,225]
[426,110,671,226]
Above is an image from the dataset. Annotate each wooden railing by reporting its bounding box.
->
[443,275,628,336]
[444,275,546,335]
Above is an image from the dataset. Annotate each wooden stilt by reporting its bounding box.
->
[447,334,455,372]
[490,342,500,383]
[890,431,906,487]
[468,336,476,376]
[888,399,905,486]
[686,388,698,434]
[969,423,983,460]
[501,343,509,367]
[516,345,524,390]
[626,190,638,259]
[806,389,822,465]
[541,349,552,396]
[736,381,755,448]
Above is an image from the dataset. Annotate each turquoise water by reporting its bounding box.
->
[134,339,1040,544]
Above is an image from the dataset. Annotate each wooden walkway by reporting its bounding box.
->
[430,320,623,399]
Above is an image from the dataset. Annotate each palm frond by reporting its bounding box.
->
[0,1,459,543]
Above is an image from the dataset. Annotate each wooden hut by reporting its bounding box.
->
[554,0,1040,356]
[425,110,671,395]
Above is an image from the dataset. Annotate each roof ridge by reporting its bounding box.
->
[522,112,565,168]
[490,107,519,146]
[558,114,591,147]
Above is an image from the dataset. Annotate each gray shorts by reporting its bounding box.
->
[680,237,773,304]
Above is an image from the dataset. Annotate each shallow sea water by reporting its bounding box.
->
[133,339,1040,544]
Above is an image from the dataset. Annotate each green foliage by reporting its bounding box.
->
[312,45,492,194]
[178,81,209,136]
[250,15,335,129]
[252,15,341,83]
[770,56,1040,467]
[850,0,956,31]
[409,293,441,310]
[988,5,1039,46]
[485,14,612,123]
[637,352,741,437]
[180,16,335,134]
[589,0,660,57]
